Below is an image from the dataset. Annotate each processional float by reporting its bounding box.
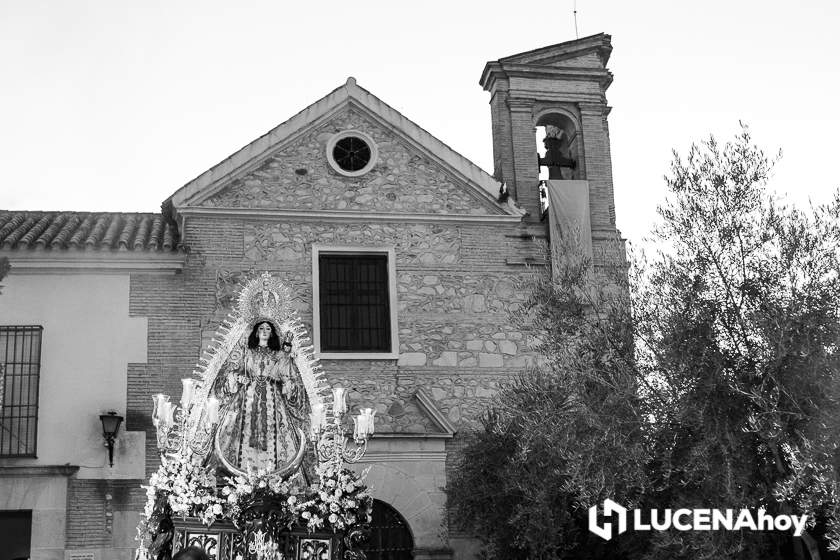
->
[137,272,377,560]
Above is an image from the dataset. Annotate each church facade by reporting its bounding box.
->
[0,33,622,560]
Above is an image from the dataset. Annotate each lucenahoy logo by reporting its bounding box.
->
[588,499,808,541]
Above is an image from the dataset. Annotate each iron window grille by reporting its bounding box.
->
[318,254,391,353]
[0,326,43,457]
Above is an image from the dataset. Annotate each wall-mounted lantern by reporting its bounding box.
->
[99,411,123,467]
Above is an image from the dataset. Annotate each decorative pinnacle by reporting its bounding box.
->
[345,76,357,87]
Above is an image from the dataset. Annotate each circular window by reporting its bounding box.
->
[326,131,378,177]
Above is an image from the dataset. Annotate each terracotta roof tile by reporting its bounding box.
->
[0,211,181,252]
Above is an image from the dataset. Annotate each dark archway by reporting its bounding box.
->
[362,499,414,560]
[536,110,583,180]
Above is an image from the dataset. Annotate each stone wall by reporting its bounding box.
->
[202,216,543,433]
[201,107,500,217]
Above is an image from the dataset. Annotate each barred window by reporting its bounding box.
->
[0,326,43,457]
[318,254,391,353]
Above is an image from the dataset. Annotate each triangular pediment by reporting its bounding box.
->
[374,389,456,437]
[165,79,519,219]
[497,33,612,69]
[479,33,613,94]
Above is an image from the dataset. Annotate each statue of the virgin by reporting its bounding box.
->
[214,319,308,475]
[184,272,325,484]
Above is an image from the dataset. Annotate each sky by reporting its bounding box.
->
[1,0,838,244]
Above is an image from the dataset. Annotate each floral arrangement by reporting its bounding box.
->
[221,468,299,529]
[136,459,373,558]
[143,452,223,525]
[296,465,373,532]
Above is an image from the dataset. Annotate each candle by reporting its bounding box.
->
[332,387,347,415]
[205,397,220,425]
[162,402,176,427]
[363,408,376,435]
[309,411,322,440]
[353,414,363,440]
[152,394,170,427]
[180,378,196,408]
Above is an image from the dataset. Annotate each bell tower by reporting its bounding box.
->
[480,33,621,267]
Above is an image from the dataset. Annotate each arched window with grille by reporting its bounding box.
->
[362,499,414,560]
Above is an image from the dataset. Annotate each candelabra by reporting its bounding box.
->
[309,387,376,470]
[152,378,220,458]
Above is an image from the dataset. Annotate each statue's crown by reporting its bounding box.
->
[237,272,293,326]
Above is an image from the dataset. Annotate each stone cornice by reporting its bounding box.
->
[0,464,80,477]
[481,33,613,91]
[481,63,613,93]
[179,206,524,225]
[356,450,448,462]
[370,433,453,440]
[579,101,608,114]
[1,250,185,274]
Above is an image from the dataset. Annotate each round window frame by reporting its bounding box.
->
[326,130,378,177]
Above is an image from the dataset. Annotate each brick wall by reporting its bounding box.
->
[66,479,145,549]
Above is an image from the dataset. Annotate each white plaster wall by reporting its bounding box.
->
[0,273,147,479]
[0,475,68,560]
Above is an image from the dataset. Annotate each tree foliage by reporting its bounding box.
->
[448,216,648,559]
[636,126,840,559]
[447,125,840,559]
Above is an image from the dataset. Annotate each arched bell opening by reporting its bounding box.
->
[535,111,583,181]
[362,499,415,560]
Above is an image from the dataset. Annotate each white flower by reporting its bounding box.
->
[328,513,338,523]
[329,503,340,513]
[287,495,297,505]
[301,511,311,519]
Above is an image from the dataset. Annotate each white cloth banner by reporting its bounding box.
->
[545,180,593,276]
